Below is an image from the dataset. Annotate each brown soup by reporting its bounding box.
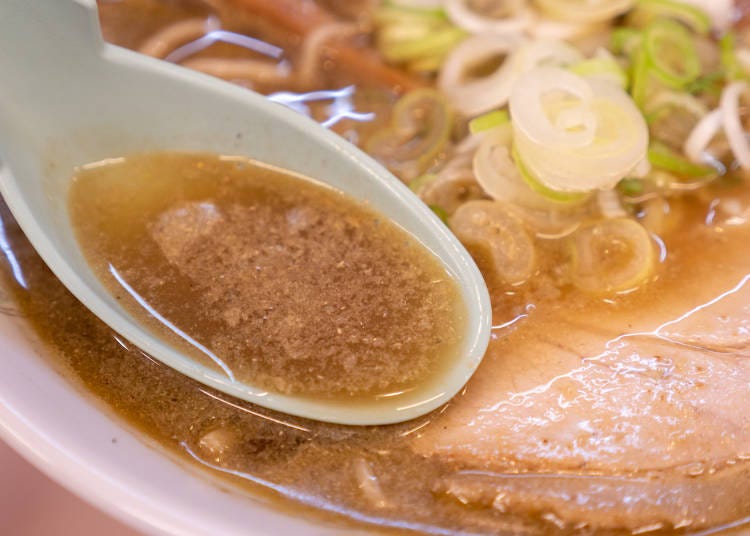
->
[2,0,750,534]
[69,152,464,399]
[6,180,750,535]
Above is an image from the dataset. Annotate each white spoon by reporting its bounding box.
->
[0,0,491,425]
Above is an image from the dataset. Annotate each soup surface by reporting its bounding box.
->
[7,176,750,535]
[3,0,750,534]
[69,152,464,399]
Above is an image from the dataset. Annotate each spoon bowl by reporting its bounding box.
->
[0,0,491,425]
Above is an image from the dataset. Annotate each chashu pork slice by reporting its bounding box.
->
[413,234,750,532]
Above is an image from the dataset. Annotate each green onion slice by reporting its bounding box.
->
[376,3,448,24]
[721,32,749,82]
[409,173,439,192]
[512,144,590,204]
[366,88,453,180]
[647,141,716,178]
[643,90,708,123]
[469,110,510,134]
[375,2,465,73]
[628,0,711,35]
[571,52,629,89]
[380,26,465,62]
[643,20,701,89]
[428,204,450,223]
[610,28,642,56]
[618,178,645,196]
[629,44,651,107]
[570,218,654,294]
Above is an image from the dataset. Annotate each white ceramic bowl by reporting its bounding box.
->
[0,274,366,535]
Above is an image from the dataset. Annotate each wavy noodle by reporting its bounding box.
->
[684,109,723,164]
[720,81,750,170]
[180,57,292,85]
[206,0,424,92]
[684,83,750,171]
[139,17,220,59]
[137,12,294,88]
[139,14,367,90]
[296,22,361,87]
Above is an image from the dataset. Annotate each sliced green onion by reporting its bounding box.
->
[643,90,708,124]
[439,36,582,118]
[512,144,590,203]
[378,23,433,45]
[720,32,748,82]
[449,200,536,285]
[685,71,725,96]
[629,20,701,108]
[627,0,711,35]
[429,204,449,223]
[376,4,448,24]
[570,218,654,294]
[628,44,651,108]
[443,0,532,35]
[647,141,716,178]
[510,67,648,192]
[469,110,510,134]
[366,88,453,181]
[618,178,645,195]
[473,124,587,211]
[534,0,635,25]
[610,28,642,56]
[420,170,486,214]
[388,0,442,5]
[380,27,466,63]
[375,2,465,73]
[643,19,701,89]
[409,173,438,192]
[571,53,629,89]
[407,55,444,73]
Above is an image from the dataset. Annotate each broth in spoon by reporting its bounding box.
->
[69,151,465,400]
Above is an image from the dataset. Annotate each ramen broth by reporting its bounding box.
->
[68,152,464,399]
[3,0,750,533]
[7,181,750,534]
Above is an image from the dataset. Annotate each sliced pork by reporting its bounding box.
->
[413,224,750,532]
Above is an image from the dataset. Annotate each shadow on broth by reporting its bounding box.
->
[3,0,750,534]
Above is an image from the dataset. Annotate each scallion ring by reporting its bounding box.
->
[534,0,636,25]
[570,218,655,294]
[366,88,453,180]
[643,19,701,90]
[444,0,532,35]
[648,141,717,178]
[627,0,711,35]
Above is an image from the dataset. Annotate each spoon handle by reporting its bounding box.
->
[0,1,104,154]
[0,0,102,55]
